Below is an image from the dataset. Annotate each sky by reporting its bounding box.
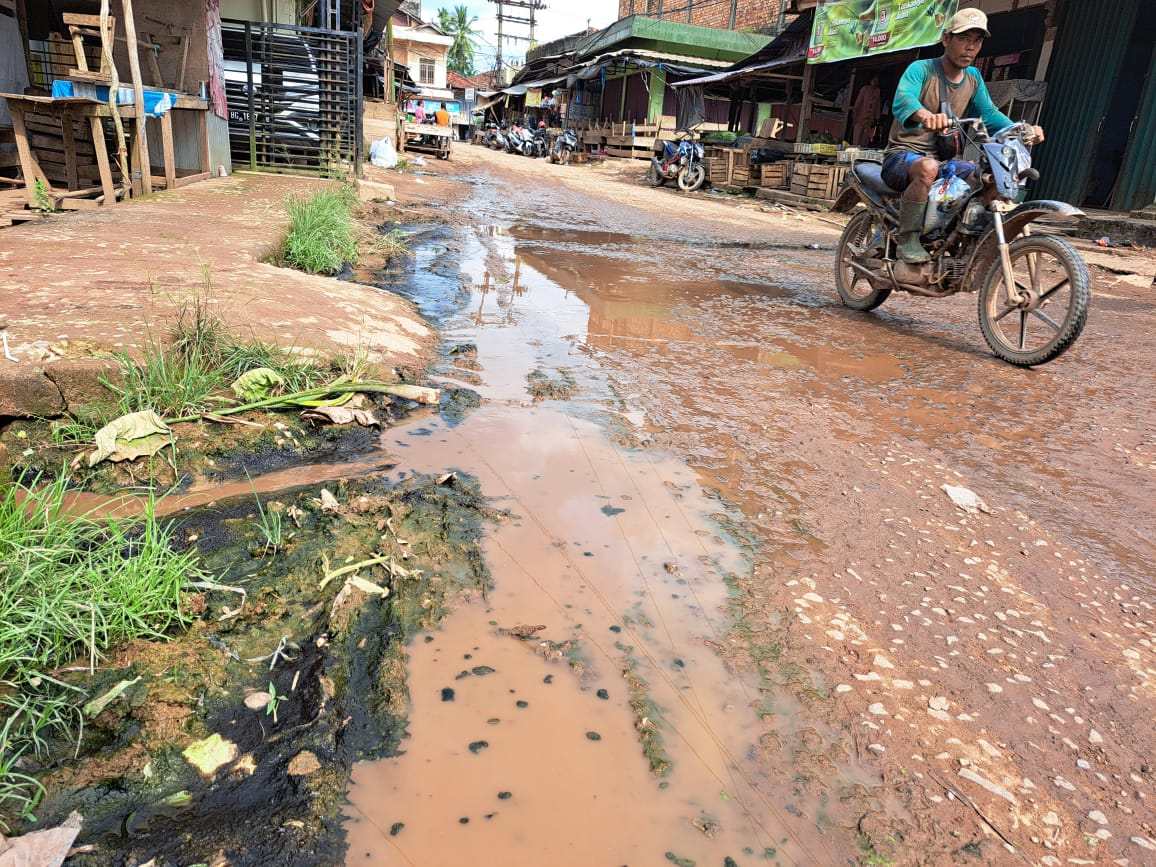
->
[420,1,621,70]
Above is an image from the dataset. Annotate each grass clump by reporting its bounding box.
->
[101,296,328,420]
[250,490,284,556]
[279,185,360,275]
[0,475,211,824]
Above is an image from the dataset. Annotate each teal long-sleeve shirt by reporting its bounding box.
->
[889,59,1013,153]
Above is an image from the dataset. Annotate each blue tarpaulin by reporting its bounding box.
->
[51,80,176,117]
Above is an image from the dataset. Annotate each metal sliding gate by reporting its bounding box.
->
[221,19,362,177]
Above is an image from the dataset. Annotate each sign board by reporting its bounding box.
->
[465,88,476,101]
[525,88,542,108]
[807,0,960,64]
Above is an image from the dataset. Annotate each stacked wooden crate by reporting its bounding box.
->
[790,163,848,200]
[731,149,752,186]
[759,160,793,190]
[605,122,660,159]
[705,147,733,185]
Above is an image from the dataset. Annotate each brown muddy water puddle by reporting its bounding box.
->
[330,219,854,865]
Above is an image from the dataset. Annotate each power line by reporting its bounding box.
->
[488,0,546,74]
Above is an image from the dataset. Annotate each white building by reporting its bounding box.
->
[392,18,453,107]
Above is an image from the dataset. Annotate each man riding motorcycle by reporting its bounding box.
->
[881,8,1046,264]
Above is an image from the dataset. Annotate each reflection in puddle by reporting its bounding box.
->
[343,197,858,864]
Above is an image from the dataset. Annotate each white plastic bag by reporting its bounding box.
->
[369,137,398,169]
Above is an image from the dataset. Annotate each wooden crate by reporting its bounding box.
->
[759,161,792,189]
[790,163,848,200]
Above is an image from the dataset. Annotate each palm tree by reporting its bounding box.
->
[438,6,480,77]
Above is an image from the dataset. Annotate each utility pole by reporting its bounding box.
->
[488,0,546,79]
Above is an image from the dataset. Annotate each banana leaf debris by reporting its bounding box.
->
[86,380,440,467]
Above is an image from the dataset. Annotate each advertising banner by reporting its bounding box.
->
[807,0,960,64]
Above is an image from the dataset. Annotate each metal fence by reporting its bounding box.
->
[221,19,362,177]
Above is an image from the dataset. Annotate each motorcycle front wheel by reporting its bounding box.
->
[978,234,1090,367]
[678,164,706,192]
[559,149,572,166]
[648,163,665,187]
[835,210,892,311]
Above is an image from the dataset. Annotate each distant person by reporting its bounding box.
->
[435,102,451,127]
[414,102,426,125]
[852,75,882,146]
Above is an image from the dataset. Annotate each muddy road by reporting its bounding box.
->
[338,146,1156,866]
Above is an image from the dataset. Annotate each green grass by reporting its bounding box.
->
[279,185,360,275]
[250,490,284,556]
[217,340,324,394]
[0,475,211,824]
[109,344,226,419]
[99,297,331,421]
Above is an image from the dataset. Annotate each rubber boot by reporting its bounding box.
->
[897,199,931,264]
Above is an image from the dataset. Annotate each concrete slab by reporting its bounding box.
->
[0,172,434,418]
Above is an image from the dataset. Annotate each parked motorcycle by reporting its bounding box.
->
[649,139,706,192]
[489,125,508,151]
[529,128,550,158]
[832,119,1090,366]
[505,125,526,154]
[548,129,579,165]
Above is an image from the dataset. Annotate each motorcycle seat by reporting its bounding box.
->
[853,162,899,199]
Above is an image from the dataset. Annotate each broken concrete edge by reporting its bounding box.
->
[0,356,123,422]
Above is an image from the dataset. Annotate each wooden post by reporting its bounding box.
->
[99,0,131,194]
[799,62,816,143]
[10,107,49,205]
[120,0,152,195]
[161,111,176,188]
[61,112,80,190]
[88,115,117,201]
[15,0,34,91]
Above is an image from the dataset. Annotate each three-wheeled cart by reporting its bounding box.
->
[403,123,452,160]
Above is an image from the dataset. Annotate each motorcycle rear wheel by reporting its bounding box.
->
[835,210,892,311]
[978,234,1090,367]
[678,164,706,192]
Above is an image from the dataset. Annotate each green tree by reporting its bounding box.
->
[437,5,480,77]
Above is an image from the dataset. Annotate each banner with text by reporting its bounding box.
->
[807,0,960,64]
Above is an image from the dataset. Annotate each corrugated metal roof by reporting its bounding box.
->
[1033,0,1141,203]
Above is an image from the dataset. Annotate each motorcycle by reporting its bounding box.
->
[831,119,1091,367]
[529,128,550,159]
[548,128,579,165]
[489,125,508,151]
[505,125,526,155]
[649,139,706,192]
[518,127,539,157]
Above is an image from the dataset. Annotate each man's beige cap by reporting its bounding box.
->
[946,8,990,36]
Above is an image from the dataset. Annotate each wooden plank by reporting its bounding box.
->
[62,13,105,27]
[29,134,96,157]
[161,111,176,189]
[9,108,50,204]
[87,115,116,203]
[67,68,113,83]
[172,171,212,188]
[177,34,190,92]
[145,33,165,88]
[6,211,46,223]
[58,198,102,210]
[121,0,152,196]
[60,112,80,190]
[71,30,90,72]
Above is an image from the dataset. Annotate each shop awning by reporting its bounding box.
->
[671,52,805,88]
